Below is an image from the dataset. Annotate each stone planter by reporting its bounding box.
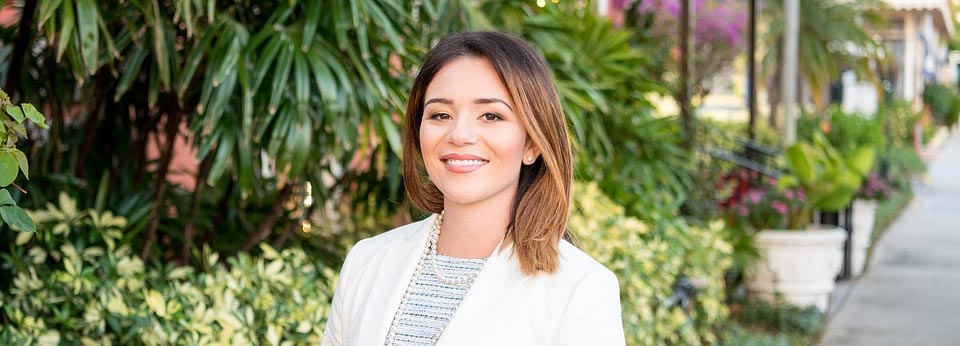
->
[744,226,847,312]
[851,199,878,276]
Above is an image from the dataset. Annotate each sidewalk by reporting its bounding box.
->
[818,132,960,346]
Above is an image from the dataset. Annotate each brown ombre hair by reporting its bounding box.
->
[401,31,573,275]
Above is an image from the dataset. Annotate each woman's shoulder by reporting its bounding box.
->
[553,240,618,285]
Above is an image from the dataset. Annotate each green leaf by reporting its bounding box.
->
[21,104,48,129]
[38,0,64,26]
[206,134,234,184]
[0,189,14,207]
[115,44,148,101]
[75,0,100,75]
[56,0,75,62]
[12,149,28,179]
[301,0,320,52]
[268,43,294,115]
[784,145,814,184]
[847,147,876,177]
[0,205,35,233]
[150,7,171,90]
[4,105,24,123]
[177,20,221,98]
[380,113,401,155]
[0,151,18,187]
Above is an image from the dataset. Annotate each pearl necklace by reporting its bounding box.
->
[383,211,484,345]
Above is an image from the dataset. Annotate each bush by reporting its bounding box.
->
[571,182,733,345]
[921,83,960,126]
[734,300,824,337]
[723,299,825,346]
[1,195,336,345]
[5,188,738,345]
[876,101,922,147]
[798,106,886,158]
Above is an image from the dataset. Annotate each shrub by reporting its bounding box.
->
[876,101,922,147]
[921,83,959,125]
[1,195,336,345]
[798,106,886,159]
[734,300,824,337]
[571,182,733,345]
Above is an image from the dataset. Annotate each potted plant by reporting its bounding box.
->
[744,131,875,311]
[850,170,894,276]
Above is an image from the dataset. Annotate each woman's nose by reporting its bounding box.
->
[447,114,478,146]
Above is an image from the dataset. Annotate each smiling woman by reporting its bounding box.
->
[322,31,625,346]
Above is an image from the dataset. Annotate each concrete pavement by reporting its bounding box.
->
[818,132,960,346]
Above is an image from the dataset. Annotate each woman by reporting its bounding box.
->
[322,31,624,346]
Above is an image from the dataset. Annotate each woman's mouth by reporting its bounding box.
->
[441,158,488,173]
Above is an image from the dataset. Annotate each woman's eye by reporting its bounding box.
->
[481,112,503,121]
[428,112,451,120]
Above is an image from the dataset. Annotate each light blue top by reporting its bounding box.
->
[386,254,485,346]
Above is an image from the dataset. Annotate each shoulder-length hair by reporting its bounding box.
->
[401,31,573,275]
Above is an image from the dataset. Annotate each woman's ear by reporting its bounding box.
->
[523,141,541,165]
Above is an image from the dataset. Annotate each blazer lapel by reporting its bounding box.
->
[436,241,530,345]
[355,214,434,346]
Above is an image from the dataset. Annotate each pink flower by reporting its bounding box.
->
[738,205,749,216]
[784,189,795,200]
[771,201,788,215]
[748,190,762,204]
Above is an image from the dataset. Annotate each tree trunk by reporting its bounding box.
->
[180,153,213,264]
[239,184,294,252]
[768,68,781,129]
[140,104,183,260]
[75,71,112,178]
[3,0,38,99]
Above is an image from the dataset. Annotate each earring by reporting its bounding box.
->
[526,156,534,163]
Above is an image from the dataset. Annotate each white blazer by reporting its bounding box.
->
[321,214,625,346]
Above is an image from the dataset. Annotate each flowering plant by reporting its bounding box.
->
[722,174,806,231]
[856,170,894,201]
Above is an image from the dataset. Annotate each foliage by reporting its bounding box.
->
[856,170,894,201]
[724,299,824,346]
[1,194,336,345]
[683,119,781,222]
[722,175,806,231]
[779,131,874,229]
[0,89,48,234]
[882,146,925,189]
[876,100,923,147]
[722,325,809,346]
[570,182,732,346]
[515,2,686,222]
[1,0,679,264]
[733,300,824,337]
[798,106,887,159]
[870,184,912,243]
[761,0,888,115]
[624,0,746,103]
[921,83,960,126]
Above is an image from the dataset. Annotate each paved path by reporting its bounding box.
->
[818,133,960,346]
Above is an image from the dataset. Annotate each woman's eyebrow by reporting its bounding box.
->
[424,98,453,107]
[474,98,513,112]
[424,97,514,112]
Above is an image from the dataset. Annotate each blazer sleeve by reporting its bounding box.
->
[321,239,366,346]
[554,269,626,346]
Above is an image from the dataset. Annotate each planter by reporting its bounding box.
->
[851,199,878,276]
[744,226,847,312]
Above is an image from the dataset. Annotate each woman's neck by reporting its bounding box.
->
[436,201,511,259]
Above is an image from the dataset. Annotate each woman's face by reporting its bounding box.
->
[420,57,539,209]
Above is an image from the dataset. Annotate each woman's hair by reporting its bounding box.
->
[401,31,573,275]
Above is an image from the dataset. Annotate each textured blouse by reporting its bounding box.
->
[385,254,486,346]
